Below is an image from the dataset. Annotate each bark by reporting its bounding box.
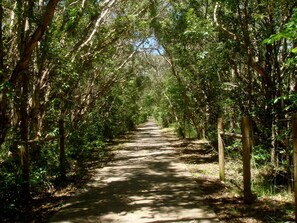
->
[0,1,3,73]
[190,114,200,139]
[0,0,59,146]
[163,51,201,138]
[30,61,52,161]
[241,116,253,204]
[214,1,271,86]
[0,94,7,145]
[68,0,116,60]
[0,0,7,145]
[9,2,17,34]
[20,71,30,206]
[18,0,33,206]
[76,0,116,52]
[204,0,209,19]
[218,118,225,181]
[164,93,185,138]
[292,114,297,221]
[284,122,291,192]
[9,0,60,85]
[59,117,66,182]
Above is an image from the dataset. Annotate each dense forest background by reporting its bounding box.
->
[0,0,296,221]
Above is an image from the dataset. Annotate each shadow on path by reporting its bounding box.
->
[49,120,220,223]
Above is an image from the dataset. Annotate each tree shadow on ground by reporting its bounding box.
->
[208,195,294,222]
[49,148,219,222]
[172,136,295,223]
[48,121,220,222]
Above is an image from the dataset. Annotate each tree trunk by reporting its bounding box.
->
[292,114,297,221]
[218,117,225,181]
[0,0,59,146]
[0,1,8,146]
[164,93,185,138]
[271,122,277,167]
[284,127,291,193]
[0,1,3,71]
[20,71,30,207]
[59,117,66,182]
[9,0,60,85]
[241,116,253,204]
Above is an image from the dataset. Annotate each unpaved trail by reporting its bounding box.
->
[49,120,220,223]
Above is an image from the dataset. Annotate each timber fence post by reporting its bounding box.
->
[241,116,253,204]
[292,113,297,221]
[59,117,66,182]
[218,117,225,181]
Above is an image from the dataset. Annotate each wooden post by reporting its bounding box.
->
[218,118,225,181]
[59,118,66,182]
[292,113,297,221]
[241,116,253,204]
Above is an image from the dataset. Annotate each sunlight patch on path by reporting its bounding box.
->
[49,120,220,223]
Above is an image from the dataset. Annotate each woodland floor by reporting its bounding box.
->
[162,130,295,223]
[30,120,294,223]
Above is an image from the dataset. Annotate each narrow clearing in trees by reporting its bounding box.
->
[49,120,219,222]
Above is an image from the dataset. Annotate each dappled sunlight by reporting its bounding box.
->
[50,121,219,223]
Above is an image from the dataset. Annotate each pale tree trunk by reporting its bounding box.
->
[20,71,30,207]
[164,93,185,138]
[0,0,7,145]
[0,0,3,71]
[30,81,43,162]
[18,0,33,208]
[0,0,60,146]
[9,2,17,34]
[10,0,60,84]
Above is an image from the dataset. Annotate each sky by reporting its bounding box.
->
[135,36,165,55]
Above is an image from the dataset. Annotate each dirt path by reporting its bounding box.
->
[49,120,220,223]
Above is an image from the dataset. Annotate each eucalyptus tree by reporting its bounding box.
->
[148,0,296,190]
[0,0,60,206]
[213,0,296,167]
[147,0,226,138]
[0,0,155,215]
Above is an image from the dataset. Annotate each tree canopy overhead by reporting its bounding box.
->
[0,0,296,221]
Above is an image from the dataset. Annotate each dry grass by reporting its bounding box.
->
[161,127,295,223]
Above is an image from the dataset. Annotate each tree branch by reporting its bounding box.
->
[214,2,238,40]
[9,0,60,85]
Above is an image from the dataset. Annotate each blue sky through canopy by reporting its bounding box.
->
[134,36,164,55]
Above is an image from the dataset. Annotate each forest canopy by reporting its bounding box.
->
[0,0,296,221]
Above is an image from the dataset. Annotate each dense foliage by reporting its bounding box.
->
[0,0,154,220]
[0,0,296,220]
[149,0,297,196]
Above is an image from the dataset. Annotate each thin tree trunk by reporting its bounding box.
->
[164,93,185,138]
[59,117,66,182]
[0,0,59,146]
[218,117,225,181]
[20,71,30,207]
[242,116,253,204]
[17,1,31,207]
[292,114,297,221]
[9,0,60,85]
[271,122,277,167]
[284,122,291,193]
[0,0,7,145]
[0,0,3,72]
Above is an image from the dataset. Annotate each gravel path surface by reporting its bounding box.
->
[49,120,220,223]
